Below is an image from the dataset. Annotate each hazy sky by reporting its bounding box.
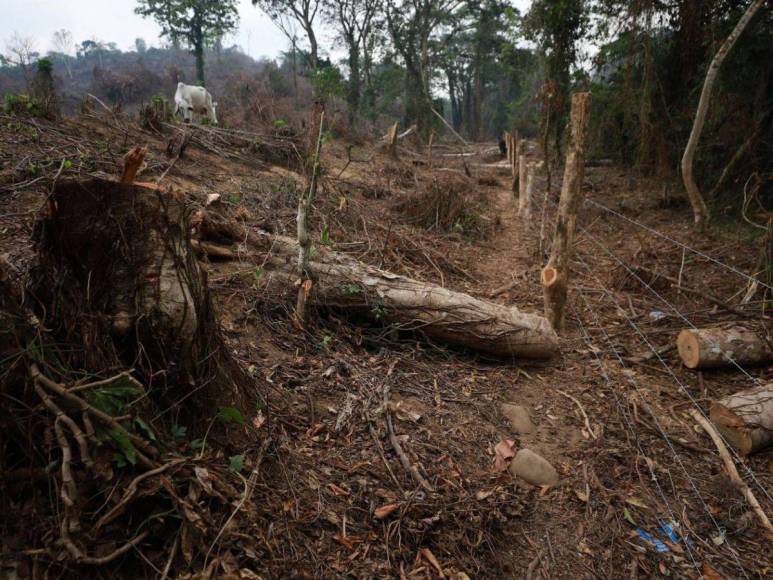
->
[2,0,289,59]
[2,0,533,63]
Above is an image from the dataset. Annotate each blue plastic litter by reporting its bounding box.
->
[660,522,679,543]
[636,529,670,553]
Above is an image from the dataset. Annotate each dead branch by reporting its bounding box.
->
[689,409,773,538]
[384,384,434,494]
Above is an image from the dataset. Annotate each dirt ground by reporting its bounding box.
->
[1,110,771,578]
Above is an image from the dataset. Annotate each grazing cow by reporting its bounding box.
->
[174,82,218,124]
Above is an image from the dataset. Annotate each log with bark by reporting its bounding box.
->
[676,327,773,369]
[542,92,591,333]
[30,175,251,410]
[710,384,773,455]
[196,214,560,360]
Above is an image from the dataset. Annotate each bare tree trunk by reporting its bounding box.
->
[680,0,765,228]
[541,93,591,333]
[519,162,534,221]
[297,104,325,324]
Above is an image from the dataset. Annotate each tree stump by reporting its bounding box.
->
[30,177,250,410]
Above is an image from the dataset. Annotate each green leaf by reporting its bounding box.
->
[113,452,128,469]
[63,159,72,170]
[320,225,331,246]
[171,424,187,440]
[110,428,137,466]
[134,417,158,443]
[229,454,245,473]
[190,438,205,451]
[623,507,637,526]
[216,406,245,426]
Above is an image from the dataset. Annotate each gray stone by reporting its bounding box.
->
[500,403,535,434]
[508,448,559,487]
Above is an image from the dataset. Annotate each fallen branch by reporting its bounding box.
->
[385,384,434,494]
[556,389,596,439]
[689,409,773,538]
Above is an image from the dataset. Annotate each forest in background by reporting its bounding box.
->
[2,0,771,216]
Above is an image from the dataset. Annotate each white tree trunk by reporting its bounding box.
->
[680,0,765,228]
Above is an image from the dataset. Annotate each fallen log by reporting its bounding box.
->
[710,384,773,455]
[676,327,773,369]
[197,215,559,360]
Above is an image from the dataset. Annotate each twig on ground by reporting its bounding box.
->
[556,389,597,439]
[689,409,773,538]
[384,384,434,494]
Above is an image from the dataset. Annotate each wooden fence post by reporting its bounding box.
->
[541,92,591,333]
[386,122,399,159]
[519,162,534,221]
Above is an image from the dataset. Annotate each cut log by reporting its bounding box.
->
[711,384,773,455]
[676,327,773,369]
[542,92,591,332]
[196,216,559,360]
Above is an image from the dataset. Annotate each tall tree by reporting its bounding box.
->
[324,0,380,123]
[525,0,589,153]
[385,0,464,136]
[51,29,74,78]
[253,0,322,70]
[135,0,239,85]
[680,0,765,228]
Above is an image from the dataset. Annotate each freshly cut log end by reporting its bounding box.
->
[710,384,773,455]
[541,266,566,333]
[677,327,773,370]
[676,329,702,369]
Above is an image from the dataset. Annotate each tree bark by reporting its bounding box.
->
[519,162,534,221]
[196,217,559,360]
[710,384,773,455]
[542,92,591,333]
[677,327,773,370]
[680,0,765,228]
[30,177,249,410]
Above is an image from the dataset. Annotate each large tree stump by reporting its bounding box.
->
[711,384,773,455]
[676,327,773,369]
[31,177,250,408]
[542,92,591,333]
[196,216,560,360]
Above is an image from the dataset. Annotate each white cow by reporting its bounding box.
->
[173,82,218,124]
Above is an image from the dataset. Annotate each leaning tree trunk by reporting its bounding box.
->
[195,215,559,360]
[711,384,773,455]
[676,327,773,369]
[30,177,250,410]
[680,0,765,228]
